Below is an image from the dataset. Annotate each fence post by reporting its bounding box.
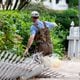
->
[67,21,80,59]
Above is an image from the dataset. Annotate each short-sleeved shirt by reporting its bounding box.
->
[30,20,57,36]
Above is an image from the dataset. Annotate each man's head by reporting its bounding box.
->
[31,11,39,22]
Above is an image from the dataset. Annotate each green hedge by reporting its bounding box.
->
[0,8,78,56]
[0,11,31,56]
[68,0,78,7]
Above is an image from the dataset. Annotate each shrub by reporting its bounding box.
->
[0,11,30,56]
[0,8,78,56]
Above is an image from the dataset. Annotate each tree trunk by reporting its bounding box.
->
[18,1,28,10]
[13,0,18,10]
[18,0,31,10]
[0,0,31,10]
[6,0,12,10]
[49,0,52,2]
[18,0,25,10]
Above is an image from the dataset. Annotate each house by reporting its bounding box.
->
[31,0,68,10]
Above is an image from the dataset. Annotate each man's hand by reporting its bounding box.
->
[23,48,29,57]
[23,34,35,57]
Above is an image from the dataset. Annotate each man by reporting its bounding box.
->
[24,11,57,56]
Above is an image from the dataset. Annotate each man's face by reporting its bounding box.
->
[32,17,38,22]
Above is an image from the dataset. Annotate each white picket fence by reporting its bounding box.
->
[0,51,66,80]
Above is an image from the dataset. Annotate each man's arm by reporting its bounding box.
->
[24,25,37,55]
[45,21,57,29]
[24,34,35,55]
[27,34,35,49]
